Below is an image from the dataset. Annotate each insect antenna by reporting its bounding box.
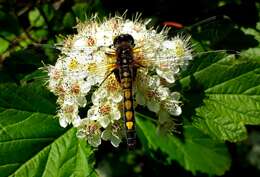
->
[182,15,232,32]
[165,15,235,50]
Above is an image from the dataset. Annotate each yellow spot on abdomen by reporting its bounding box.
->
[124,90,131,99]
[126,121,133,130]
[121,78,131,88]
[123,72,130,77]
[125,111,133,121]
[124,100,132,110]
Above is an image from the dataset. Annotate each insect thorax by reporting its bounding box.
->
[114,34,135,66]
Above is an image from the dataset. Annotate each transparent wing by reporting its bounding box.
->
[132,35,193,84]
[33,42,118,86]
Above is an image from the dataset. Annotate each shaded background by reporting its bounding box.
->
[0,0,260,176]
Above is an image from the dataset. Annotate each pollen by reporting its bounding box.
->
[55,85,65,94]
[99,104,111,115]
[86,63,97,73]
[71,83,80,94]
[87,37,95,46]
[175,41,185,57]
[52,70,61,80]
[68,58,79,70]
[63,105,75,113]
[86,123,99,134]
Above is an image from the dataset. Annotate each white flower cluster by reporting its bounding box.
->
[47,14,192,147]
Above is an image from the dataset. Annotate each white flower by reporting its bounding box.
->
[136,73,171,114]
[76,119,102,147]
[101,122,123,147]
[153,35,192,83]
[162,92,182,116]
[57,98,79,128]
[87,98,121,128]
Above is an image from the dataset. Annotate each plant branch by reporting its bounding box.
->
[37,6,54,38]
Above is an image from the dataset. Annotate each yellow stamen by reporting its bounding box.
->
[68,58,79,70]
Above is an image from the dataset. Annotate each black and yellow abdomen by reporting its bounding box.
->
[113,34,137,149]
[120,66,136,148]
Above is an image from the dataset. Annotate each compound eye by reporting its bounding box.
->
[125,34,135,47]
[113,34,135,47]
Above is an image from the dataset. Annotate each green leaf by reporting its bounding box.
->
[0,38,9,54]
[9,129,96,177]
[0,83,97,177]
[72,3,90,21]
[0,83,56,114]
[31,29,48,39]
[28,8,45,27]
[0,108,65,177]
[180,52,260,142]
[242,22,260,44]
[0,10,20,35]
[42,4,54,21]
[63,12,76,29]
[189,15,234,47]
[0,71,15,83]
[243,47,260,57]
[20,69,48,86]
[4,48,47,80]
[136,116,231,175]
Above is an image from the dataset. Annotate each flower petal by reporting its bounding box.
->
[156,69,175,83]
[99,116,110,128]
[157,86,170,101]
[76,130,86,139]
[110,135,121,147]
[111,93,123,103]
[77,96,87,107]
[88,134,102,147]
[171,92,181,101]
[101,129,111,141]
[59,117,68,128]
[111,109,121,120]
[72,115,82,127]
[81,81,91,94]
[136,91,146,105]
[88,106,99,120]
[168,104,182,116]
[147,100,160,113]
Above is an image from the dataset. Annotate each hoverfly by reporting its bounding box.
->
[107,34,139,148]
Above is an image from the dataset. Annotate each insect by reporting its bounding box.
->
[43,14,234,149]
[109,34,138,148]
